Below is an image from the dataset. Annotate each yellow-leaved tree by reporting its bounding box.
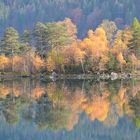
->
[80,27,109,72]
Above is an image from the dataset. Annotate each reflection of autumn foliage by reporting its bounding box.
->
[0,80,140,130]
[31,86,46,99]
[81,91,110,122]
[46,83,86,130]
[112,87,127,117]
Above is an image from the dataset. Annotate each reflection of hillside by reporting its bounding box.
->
[0,80,140,130]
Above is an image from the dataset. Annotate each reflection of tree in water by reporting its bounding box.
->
[0,79,140,131]
[0,93,30,125]
[34,92,71,130]
[129,93,140,128]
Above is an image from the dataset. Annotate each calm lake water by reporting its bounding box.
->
[0,79,140,140]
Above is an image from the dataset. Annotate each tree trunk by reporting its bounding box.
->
[81,60,85,74]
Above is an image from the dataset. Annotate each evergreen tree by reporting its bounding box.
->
[33,22,73,58]
[33,22,49,58]
[21,30,31,45]
[128,17,140,58]
[1,27,20,56]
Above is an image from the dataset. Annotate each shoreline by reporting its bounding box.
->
[0,72,140,81]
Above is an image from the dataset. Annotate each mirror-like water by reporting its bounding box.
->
[0,79,140,140]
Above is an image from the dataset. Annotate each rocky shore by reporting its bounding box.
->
[0,72,139,81]
[42,72,139,82]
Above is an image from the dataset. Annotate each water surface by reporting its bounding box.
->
[0,79,140,140]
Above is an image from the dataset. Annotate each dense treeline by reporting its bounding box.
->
[0,17,140,75]
[0,0,140,37]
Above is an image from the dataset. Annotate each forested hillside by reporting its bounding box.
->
[0,0,140,37]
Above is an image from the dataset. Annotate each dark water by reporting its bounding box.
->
[0,79,140,140]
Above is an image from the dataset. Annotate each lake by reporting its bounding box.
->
[0,79,140,140]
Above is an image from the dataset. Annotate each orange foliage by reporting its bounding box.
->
[31,86,45,99]
[111,29,132,66]
[117,53,126,65]
[46,56,56,71]
[63,41,85,65]
[81,28,109,57]
[0,85,11,97]
[80,27,109,71]
[32,54,44,70]
[58,18,77,38]
[129,53,140,66]
[81,91,110,122]
[0,55,10,71]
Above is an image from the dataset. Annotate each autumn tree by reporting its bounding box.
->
[46,50,64,73]
[45,19,78,73]
[0,54,9,72]
[99,20,117,47]
[63,41,85,73]
[80,27,109,72]
[111,29,132,72]
[23,49,44,74]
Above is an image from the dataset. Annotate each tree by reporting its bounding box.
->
[0,54,9,72]
[1,27,20,55]
[46,50,64,73]
[128,17,140,58]
[99,20,117,47]
[44,22,74,49]
[80,27,109,72]
[112,29,130,72]
[0,27,21,72]
[57,18,77,40]
[63,41,85,73]
[33,20,75,58]
[33,22,48,57]
[107,51,118,71]
[131,17,140,30]
[21,29,31,45]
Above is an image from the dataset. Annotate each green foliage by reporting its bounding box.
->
[129,18,140,57]
[21,30,31,45]
[107,51,118,72]
[129,93,140,128]
[33,22,72,58]
[131,17,140,30]
[1,27,20,55]
[44,23,72,49]
[134,117,140,128]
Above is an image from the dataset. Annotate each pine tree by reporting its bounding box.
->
[129,17,140,58]
[0,27,25,72]
[1,27,20,56]
[21,30,31,45]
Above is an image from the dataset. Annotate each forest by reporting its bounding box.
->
[0,17,140,75]
[0,0,140,37]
